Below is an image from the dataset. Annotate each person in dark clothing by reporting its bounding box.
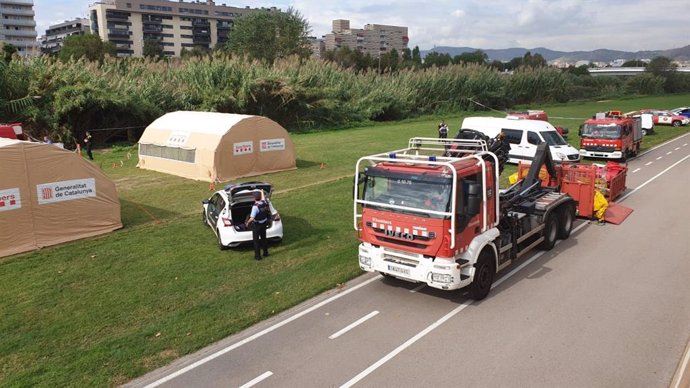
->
[438,121,448,139]
[246,191,270,260]
[84,131,93,160]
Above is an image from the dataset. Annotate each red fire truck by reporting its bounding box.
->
[354,136,576,300]
[579,112,642,161]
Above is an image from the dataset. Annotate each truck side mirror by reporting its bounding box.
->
[466,183,482,216]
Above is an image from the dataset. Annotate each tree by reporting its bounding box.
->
[521,51,547,68]
[453,50,488,65]
[423,52,452,68]
[621,59,646,67]
[646,56,676,76]
[226,7,311,64]
[2,43,18,63]
[143,38,164,58]
[59,34,116,62]
[411,46,422,67]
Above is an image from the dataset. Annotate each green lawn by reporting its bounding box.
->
[1,93,689,386]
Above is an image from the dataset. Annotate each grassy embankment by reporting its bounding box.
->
[1,93,689,386]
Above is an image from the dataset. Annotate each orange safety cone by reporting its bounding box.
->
[320,163,326,169]
[208,181,216,191]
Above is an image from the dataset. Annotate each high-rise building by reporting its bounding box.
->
[88,0,278,57]
[0,0,38,57]
[322,19,408,58]
[41,18,91,55]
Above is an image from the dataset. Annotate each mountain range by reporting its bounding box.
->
[421,45,690,63]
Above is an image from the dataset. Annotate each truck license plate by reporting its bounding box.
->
[387,264,410,276]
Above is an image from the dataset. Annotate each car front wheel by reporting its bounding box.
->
[672,120,681,127]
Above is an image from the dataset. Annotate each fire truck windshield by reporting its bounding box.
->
[362,173,452,217]
[582,123,622,139]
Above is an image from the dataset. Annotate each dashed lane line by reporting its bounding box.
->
[645,162,653,166]
[239,371,273,388]
[632,168,641,173]
[656,156,663,160]
[329,311,379,339]
[342,154,690,387]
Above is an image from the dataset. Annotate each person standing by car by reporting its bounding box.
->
[246,190,270,260]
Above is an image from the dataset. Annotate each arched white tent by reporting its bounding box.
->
[137,112,296,182]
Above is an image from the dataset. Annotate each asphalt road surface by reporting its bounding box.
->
[129,133,690,388]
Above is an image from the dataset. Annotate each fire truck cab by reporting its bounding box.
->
[354,137,576,300]
[579,112,642,160]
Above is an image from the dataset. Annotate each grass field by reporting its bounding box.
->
[1,94,689,386]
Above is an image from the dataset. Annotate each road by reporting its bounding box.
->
[128,133,690,388]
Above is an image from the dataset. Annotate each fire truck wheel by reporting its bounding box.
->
[539,214,558,250]
[217,229,228,251]
[468,251,495,301]
[557,204,575,240]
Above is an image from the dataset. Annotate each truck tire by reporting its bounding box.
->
[672,120,681,127]
[468,251,495,301]
[557,204,576,240]
[539,214,558,251]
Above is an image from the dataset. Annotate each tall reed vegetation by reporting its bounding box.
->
[2,54,688,144]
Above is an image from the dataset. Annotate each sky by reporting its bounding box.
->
[33,0,690,52]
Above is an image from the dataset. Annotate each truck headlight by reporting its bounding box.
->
[431,273,452,283]
[359,255,371,267]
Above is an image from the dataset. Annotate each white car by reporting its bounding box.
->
[202,182,283,250]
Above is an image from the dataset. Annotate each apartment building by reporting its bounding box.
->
[88,0,278,57]
[41,18,91,55]
[0,0,38,57]
[322,19,408,58]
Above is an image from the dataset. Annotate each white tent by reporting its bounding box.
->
[137,111,296,182]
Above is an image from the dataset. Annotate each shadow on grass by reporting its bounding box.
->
[119,198,181,227]
[296,159,320,168]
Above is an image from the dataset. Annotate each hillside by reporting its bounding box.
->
[422,45,690,62]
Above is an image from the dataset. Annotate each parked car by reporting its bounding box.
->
[671,107,690,119]
[640,109,689,127]
[202,182,283,250]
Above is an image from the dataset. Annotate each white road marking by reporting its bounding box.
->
[239,371,273,388]
[671,339,690,388]
[410,284,426,293]
[667,151,673,155]
[343,154,690,387]
[636,132,689,158]
[329,311,379,339]
[645,162,653,166]
[143,275,382,387]
[675,147,680,151]
[340,222,589,388]
[146,133,690,388]
[656,156,663,160]
[632,168,641,173]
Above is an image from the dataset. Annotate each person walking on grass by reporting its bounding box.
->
[246,190,270,260]
[84,131,94,160]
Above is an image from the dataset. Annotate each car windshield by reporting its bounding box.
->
[581,123,621,139]
[362,174,452,217]
[540,130,568,145]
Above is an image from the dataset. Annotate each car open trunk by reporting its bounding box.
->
[230,201,272,231]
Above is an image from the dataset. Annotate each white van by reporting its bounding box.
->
[460,117,580,163]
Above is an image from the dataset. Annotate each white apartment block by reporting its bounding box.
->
[88,0,278,57]
[322,19,408,58]
[0,0,38,57]
[41,18,91,55]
